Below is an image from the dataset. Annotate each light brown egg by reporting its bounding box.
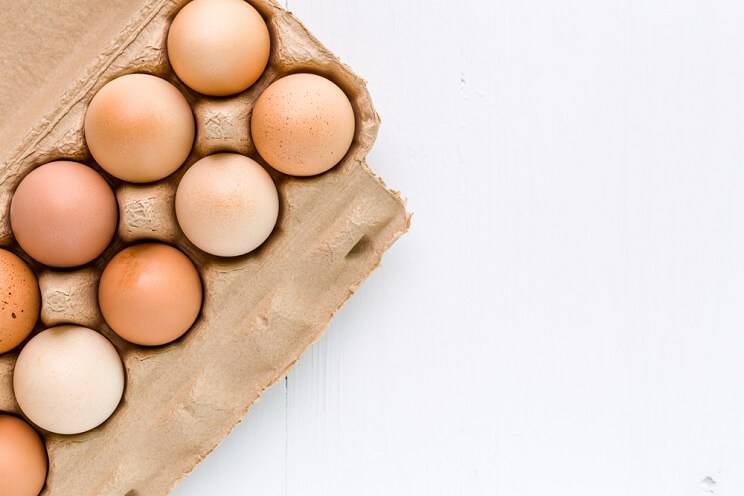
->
[84,74,195,183]
[175,153,279,257]
[13,326,125,435]
[99,243,202,346]
[167,0,270,96]
[0,250,39,354]
[10,161,117,268]
[251,73,356,176]
[0,415,47,496]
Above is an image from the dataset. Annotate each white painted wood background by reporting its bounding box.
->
[177,0,744,494]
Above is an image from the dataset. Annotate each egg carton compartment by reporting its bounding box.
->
[0,0,409,495]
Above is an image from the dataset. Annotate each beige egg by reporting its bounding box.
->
[175,153,279,256]
[10,161,118,268]
[13,326,125,435]
[84,74,195,183]
[0,249,39,354]
[251,73,356,176]
[167,0,270,96]
[0,415,47,496]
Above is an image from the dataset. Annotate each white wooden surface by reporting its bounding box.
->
[177,1,744,494]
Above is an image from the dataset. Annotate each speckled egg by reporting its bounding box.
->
[251,73,356,176]
[0,249,39,354]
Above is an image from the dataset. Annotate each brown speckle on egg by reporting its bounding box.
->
[251,73,355,177]
[0,249,39,354]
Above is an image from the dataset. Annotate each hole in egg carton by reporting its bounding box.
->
[38,268,102,329]
[116,178,180,245]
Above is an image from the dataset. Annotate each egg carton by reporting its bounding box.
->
[0,0,410,494]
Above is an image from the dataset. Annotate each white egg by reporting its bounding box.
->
[13,326,125,435]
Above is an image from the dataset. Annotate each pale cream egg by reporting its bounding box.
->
[175,153,279,257]
[13,326,125,435]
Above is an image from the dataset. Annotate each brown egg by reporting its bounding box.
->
[84,74,195,183]
[167,0,270,96]
[251,73,356,176]
[99,243,202,346]
[0,415,47,496]
[10,161,117,268]
[0,250,39,354]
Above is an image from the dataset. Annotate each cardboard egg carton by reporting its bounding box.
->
[0,0,409,494]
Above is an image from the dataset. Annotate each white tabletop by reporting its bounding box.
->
[177,0,744,494]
